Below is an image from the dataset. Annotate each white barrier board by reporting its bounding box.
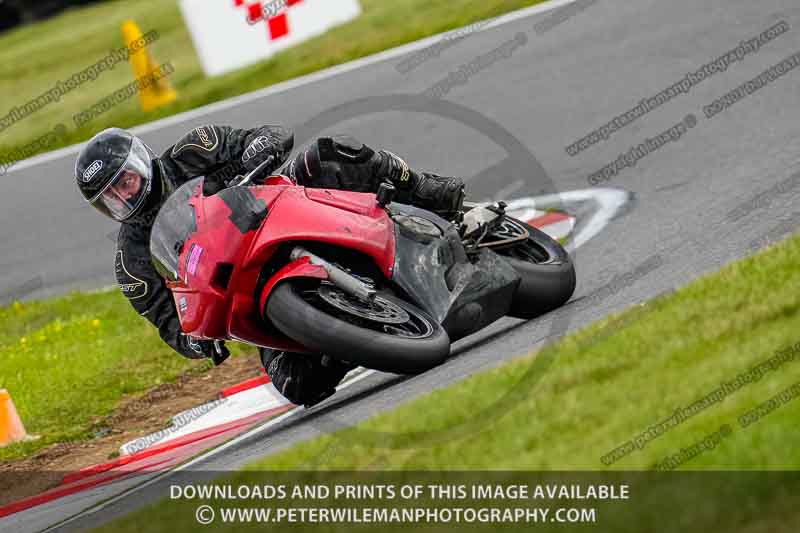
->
[179,0,362,76]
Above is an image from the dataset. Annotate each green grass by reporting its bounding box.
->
[247,235,800,471]
[0,289,217,461]
[94,234,800,533]
[0,0,548,163]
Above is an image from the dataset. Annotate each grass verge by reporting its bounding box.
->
[0,0,548,162]
[248,235,800,471]
[0,289,249,462]
[96,232,800,532]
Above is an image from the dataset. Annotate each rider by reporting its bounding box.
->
[75,125,465,406]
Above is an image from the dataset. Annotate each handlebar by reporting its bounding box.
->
[228,155,276,188]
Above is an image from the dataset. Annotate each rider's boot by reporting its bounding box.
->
[260,348,355,408]
[374,149,465,220]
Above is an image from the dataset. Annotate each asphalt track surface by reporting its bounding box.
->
[3,0,800,530]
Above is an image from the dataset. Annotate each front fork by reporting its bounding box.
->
[289,247,377,301]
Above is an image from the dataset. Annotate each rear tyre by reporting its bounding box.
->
[265,280,451,374]
[492,218,576,319]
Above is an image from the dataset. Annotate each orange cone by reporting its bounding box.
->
[0,389,28,447]
[121,20,177,112]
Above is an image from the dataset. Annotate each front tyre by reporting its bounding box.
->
[492,218,576,319]
[265,281,451,374]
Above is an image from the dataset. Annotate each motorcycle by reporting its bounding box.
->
[150,158,575,374]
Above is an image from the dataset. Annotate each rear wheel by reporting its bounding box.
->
[265,280,450,374]
[489,217,576,319]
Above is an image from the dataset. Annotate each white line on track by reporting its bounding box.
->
[11,0,579,174]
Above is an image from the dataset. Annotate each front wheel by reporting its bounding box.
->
[265,281,451,374]
[491,217,576,319]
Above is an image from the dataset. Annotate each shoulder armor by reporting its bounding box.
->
[171,125,220,156]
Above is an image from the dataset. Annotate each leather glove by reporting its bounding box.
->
[241,126,294,174]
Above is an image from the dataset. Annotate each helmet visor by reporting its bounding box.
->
[89,137,153,221]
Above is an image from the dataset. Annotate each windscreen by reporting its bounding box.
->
[150,177,202,282]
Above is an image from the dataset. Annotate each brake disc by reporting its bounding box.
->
[318,284,410,324]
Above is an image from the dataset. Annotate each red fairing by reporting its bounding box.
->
[167,184,288,341]
[244,187,397,278]
[262,175,295,187]
[167,181,396,351]
[255,256,327,324]
[227,259,327,353]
